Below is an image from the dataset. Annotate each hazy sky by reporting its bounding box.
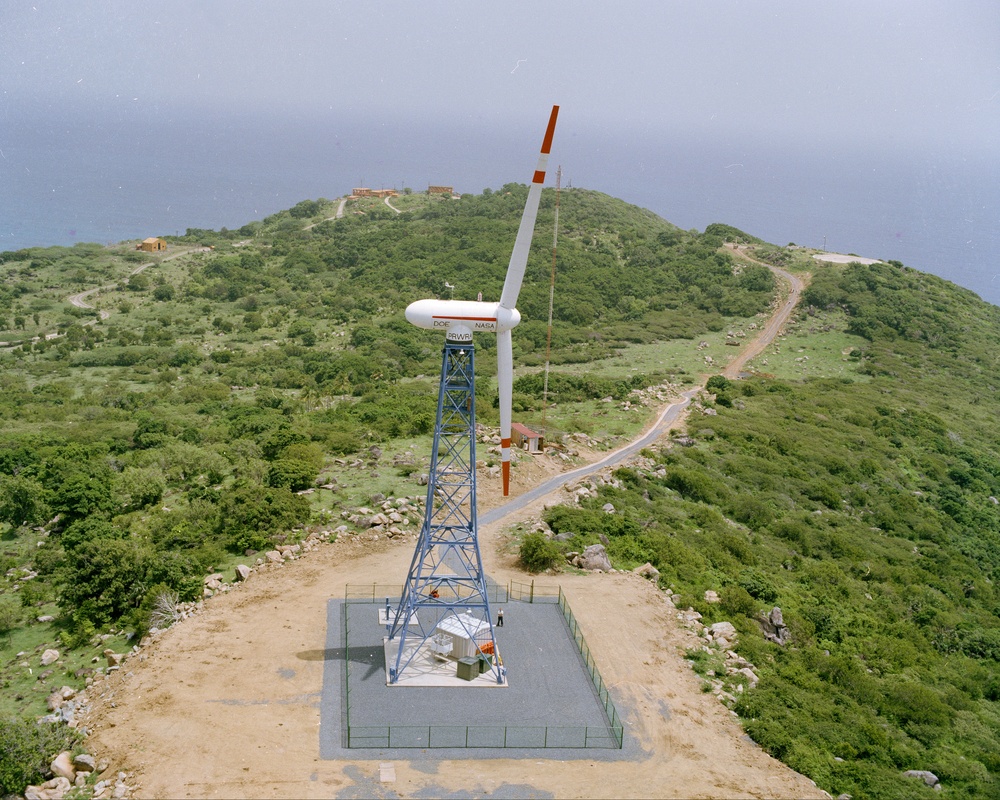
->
[3,1,997,156]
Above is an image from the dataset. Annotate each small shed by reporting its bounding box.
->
[511,422,544,453]
[137,237,167,252]
[434,612,491,660]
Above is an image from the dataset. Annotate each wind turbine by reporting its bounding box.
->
[386,106,559,685]
[406,105,559,495]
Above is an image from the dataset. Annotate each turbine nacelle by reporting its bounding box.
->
[405,299,521,342]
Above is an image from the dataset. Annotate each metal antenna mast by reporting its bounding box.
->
[541,166,561,431]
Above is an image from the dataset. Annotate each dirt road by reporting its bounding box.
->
[68,247,197,323]
[722,245,806,379]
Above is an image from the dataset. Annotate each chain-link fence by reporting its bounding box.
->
[341,582,624,749]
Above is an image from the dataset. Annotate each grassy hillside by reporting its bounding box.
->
[1,188,998,798]
[539,261,1000,798]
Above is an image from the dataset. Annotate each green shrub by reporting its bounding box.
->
[0,596,24,640]
[720,584,758,618]
[266,457,317,491]
[0,719,80,795]
[519,532,560,573]
[738,569,779,603]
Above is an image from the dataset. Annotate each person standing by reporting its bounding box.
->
[496,608,504,627]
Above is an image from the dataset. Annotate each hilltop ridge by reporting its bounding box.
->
[1,188,998,798]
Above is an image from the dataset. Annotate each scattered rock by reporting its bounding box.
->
[903,770,939,787]
[577,544,613,572]
[73,753,96,773]
[50,751,76,781]
[40,649,60,666]
[634,562,660,581]
[104,650,124,668]
[602,503,616,514]
[704,590,720,604]
[759,606,791,645]
[734,667,759,688]
[234,564,252,582]
[709,621,737,640]
[46,691,64,712]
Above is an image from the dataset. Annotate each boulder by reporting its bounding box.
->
[903,770,939,787]
[234,564,252,582]
[104,649,124,667]
[704,590,720,604]
[40,648,60,666]
[73,753,97,773]
[264,550,283,564]
[759,606,791,645]
[602,503,616,514]
[735,666,759,688]
[634,562,660,581]
[709,621,737,640]
[578,544,613,572]
[50,751,76,781]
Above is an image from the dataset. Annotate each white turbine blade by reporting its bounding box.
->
[499,105,559,311]
[497,329,513,496]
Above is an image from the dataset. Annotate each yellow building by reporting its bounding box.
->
[136,237,167,252]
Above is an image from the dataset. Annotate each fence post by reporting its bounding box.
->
[530,580,534,604]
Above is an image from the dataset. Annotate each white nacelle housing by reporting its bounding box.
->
[405,299,521,341]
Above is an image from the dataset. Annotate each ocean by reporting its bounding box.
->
[2,107,998,307]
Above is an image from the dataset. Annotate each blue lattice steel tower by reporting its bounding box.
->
[387,340,503,683]
[390,105,559,685]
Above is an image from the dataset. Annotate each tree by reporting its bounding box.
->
[59,537,154,625]
[52,470,116,524]
[0,475,49,529]
[217,484,310,552]
[127,273,150,292]
[152,283,175,301]
[267,458,316,491]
